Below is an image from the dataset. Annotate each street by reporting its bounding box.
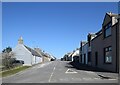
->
[2,61,118,83]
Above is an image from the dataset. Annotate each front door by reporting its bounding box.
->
[95,52,98,66]
[84,54,86,64]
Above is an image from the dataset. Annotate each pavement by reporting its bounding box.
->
[70,62,118,79]
[2,60,118,83]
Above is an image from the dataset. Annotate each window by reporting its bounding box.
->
[95,52,98,66]
[104,46,112,63]
[104,22,112,38]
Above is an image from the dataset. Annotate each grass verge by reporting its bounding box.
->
[0,66,31,77]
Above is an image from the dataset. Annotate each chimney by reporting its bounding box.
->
[108,12,112,15]
[18,36,23,44]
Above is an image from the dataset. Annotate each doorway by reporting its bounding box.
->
[84,54,86,64]
[95,52,98,66]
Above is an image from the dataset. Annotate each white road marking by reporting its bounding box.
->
[84,71,95,74]
[108,79,117,80]
[49,72,54,82]
[53,67,55,70]
[65,69,77,74]
[48,62,57,83]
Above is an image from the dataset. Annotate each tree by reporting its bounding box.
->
[6,47,12,53]
[2,47,16,69]
[2,46,12,53]
[2,48,6,53]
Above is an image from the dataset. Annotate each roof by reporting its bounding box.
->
[107,12,118,17]
[24,45,41,57]
[88,33,96,37]
[72,50,79,57]
[81,41,87,46]
[95,29,102,35]
[68,52,74,57]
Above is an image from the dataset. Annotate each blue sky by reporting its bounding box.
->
[2,2,118,59]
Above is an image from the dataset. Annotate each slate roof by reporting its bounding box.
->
[24,45,41,57]
[95,29,102,35]
[107,12,118,17]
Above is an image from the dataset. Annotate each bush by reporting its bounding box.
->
[2,46,16,70]
[2,57,16,70]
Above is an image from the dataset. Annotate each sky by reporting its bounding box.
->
[2,2,118,59]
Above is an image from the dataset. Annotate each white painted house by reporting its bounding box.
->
[12,37,42,66]
[72,49,79,62]
[82,43,88,64]
[79,41,88,64]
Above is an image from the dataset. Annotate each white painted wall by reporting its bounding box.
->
[32,56,36,65]
[72,50,79,61]
[81,43,88,64]
[68,53,72,61]
[72,50,79,57]
[36,56,42,64]
[12,44,33,66]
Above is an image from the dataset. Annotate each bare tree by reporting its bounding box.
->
[2,47,16,70]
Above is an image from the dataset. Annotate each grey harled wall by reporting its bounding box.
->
[91,13,118,72]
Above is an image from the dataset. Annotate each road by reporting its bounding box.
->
[2,61,118,83]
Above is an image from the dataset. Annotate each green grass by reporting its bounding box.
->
[1,66,31,77]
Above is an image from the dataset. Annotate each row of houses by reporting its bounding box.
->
[12,37,56,66]
[63,12,119,73]
[62,48,79,62]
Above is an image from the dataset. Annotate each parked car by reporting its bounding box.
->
[61,58,64,61]
[15,60,24,64]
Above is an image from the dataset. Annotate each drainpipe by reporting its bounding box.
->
[42,55,44,63]
[116,14,120,73]
[118,14,120,73]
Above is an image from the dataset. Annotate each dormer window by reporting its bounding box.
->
[104,22,112,38]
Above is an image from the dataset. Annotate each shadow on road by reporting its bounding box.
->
[66,61,116,73]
